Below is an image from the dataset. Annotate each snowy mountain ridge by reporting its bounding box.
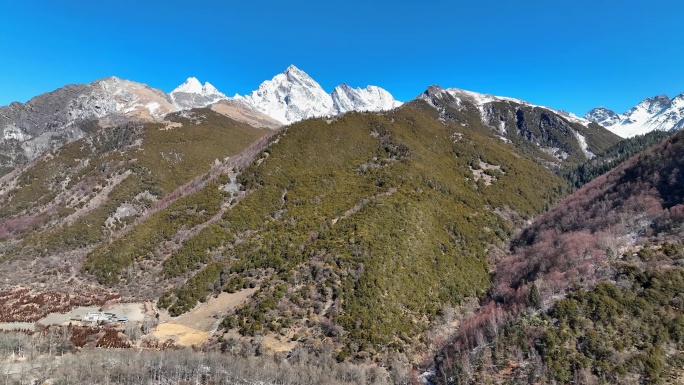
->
[236,65,335,124]
[234,65,402,124]
[331,83,402,115]
[584,93,684,138]
[166,66,402,124]
[417,85,612,168]
[420,86,594,127]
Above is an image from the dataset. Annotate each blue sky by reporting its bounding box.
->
[0,0,682,116]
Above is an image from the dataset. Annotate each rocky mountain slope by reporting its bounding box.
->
[210,100,282,130]
[0,77,176,170]
[0,109,272,298]
[585,93,684,138]
[419,85,621,170]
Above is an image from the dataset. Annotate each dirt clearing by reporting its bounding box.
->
[172,288,257,332]
[153,288,257,346]
[151,323,209,346]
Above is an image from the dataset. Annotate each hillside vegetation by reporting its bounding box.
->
[436,245,684,385]
[0,109,270,289]
[113,101,571,356]
[0,95,633,368]
[432,129,684,384]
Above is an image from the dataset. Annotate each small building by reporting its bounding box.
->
[82,312,112,323]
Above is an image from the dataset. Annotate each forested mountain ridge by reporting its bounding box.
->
[129,100,568,356]
[0,90,600,360]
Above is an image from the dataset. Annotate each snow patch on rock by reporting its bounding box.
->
[572,130,595,159]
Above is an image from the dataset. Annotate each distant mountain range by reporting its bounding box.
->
[2,65,682,172]
[585,93,684,138]
[172,65,402,124]
[0,66,401,169]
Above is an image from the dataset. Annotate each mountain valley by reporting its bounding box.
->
[0,68,682,384]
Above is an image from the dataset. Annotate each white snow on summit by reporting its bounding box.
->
[71,76,176,122]
[170,77,227,110]
[108,66,401,125]
[238,65,334,124]
[585,94,684,138]
[236,65,402,125]
[172,77,204,94]
[331,84,403,115]
[421,87,593,127]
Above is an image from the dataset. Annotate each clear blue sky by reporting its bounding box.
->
[1,0,682,116]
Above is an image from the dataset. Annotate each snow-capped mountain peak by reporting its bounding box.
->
[584,106,620,127]
[241,66,332,124]
[238,65,402,124]
[584,93,684,138]
[331,83,402,115]
[170,77,227,110]
[284,64,307,77]
[202,81,222,96]
[171,77,226,98]
[173,77,204,94]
